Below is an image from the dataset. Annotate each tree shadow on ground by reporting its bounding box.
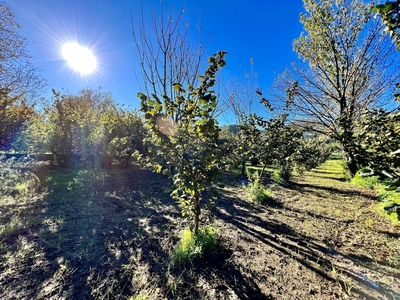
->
[213,191,400,299]
[7,165,275,299]
[308,172,348,183]
[29,166,181,299]
[168,246,274,299]
[284,181,376,200]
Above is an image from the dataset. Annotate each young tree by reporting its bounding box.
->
[223,59,266,175]
[139,51,227,232]
[354,108,400,179]
[242,113,303,181]
[275,0,400,175]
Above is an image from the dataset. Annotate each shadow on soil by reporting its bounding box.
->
[8,165,274,299]
[30,166,181,299]
[284,181,376,201]
[213,189,400,300]
[2,163,399,299]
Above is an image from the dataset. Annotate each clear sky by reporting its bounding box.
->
[5,0,305,111]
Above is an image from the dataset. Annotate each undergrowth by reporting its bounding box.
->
[244,170,273,204]
[172,226,218,265]
[351,169,400,225]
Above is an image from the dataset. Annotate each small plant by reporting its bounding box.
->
[342,280,353,296]
[244,170,273,204]
[172,226,218,265]
[279,161,294,182]
[272,170,284,183]
[351,169,380,189]
[129,289,156,300]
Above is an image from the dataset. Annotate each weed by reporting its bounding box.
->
[172,226,218,265]
[331,262,337,277]
[342,280,353,295]
[351,171,380,189]
[167,271,183,295]
[272,170,285,183]
[244,170,273,204]
[364,217,373,228]
[129,289,157,300]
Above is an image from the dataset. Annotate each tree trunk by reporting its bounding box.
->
[346,157,358,177]
[260,163,267,179]
[193,191,201,233]
[241,159,246,176]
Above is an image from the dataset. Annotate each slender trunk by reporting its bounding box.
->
[260,163,267,179]
[241,159,246,176]
[193,191,200,233]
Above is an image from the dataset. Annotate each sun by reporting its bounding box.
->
[62,43,96,74]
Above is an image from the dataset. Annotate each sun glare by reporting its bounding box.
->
[62,43,96,74]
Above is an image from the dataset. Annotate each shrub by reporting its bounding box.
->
[172,226,218,265]
[244,170,273,204]
[279,161,294,182]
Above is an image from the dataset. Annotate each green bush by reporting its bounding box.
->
[172,226,218,265]
[245,170,273,204]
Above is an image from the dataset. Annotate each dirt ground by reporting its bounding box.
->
[0,159,399,299]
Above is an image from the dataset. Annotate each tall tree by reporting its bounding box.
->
[0,4,45,150]
[224,59,263,124]
[275,0,400,175]
[0,4,45,99]
[131,1,209,123]
[373,0,400,49]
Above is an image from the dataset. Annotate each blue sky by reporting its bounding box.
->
[6,0,305,111]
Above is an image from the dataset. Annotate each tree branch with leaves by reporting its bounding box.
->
[139,51,227,232]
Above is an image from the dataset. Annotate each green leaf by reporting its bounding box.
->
[155,103,162,112]
[386,184,398,191]
[173,83,181,91]
[154,165,163,173]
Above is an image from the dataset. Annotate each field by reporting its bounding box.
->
[1,158,399,299]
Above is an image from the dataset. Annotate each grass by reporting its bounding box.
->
[351,171,381,189]
[129,289,157,300]
[172,226,218,265]
[243,168,274,204]
[351,169,400,225]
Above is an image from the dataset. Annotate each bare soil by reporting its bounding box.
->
[0,159,399,299]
